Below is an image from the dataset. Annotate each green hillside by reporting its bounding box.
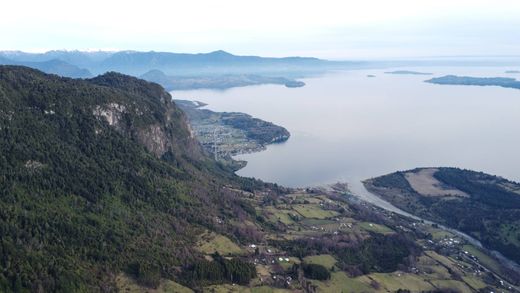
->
[0,66,269,292]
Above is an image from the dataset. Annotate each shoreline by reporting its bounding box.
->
[362,175,520,280]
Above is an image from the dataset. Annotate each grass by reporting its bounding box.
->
[462,244,501,274]
[429,229,454,241]
[303,254,338,269]
[358,222,394,234]
[292,204,339,219]
[204,285,292,293]
[251,286,293,293]
[204,284,250,293]
[461,276,487,291]
[311,271,374,293]
[287,193,325,204]
[115,274,193,293]
[278,257,298,270]
[197,232,245,255]
[265,207,297,225]
[199,193,500,293]
[424,251,460,273]
[301,218,336,226]
[367,272,435,292]
[430,280,472,293]
[416,255,451,279]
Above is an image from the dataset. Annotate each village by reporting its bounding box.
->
[195,186,518,292]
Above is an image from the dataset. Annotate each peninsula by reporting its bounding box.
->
[426,75,520,89]
[175,100,290,166]
[142,69,305,90]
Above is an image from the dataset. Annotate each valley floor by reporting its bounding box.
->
[119,185,517,292]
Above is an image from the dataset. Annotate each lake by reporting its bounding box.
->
[172,67,520,196]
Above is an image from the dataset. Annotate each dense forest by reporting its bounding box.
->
[0,66,273,292]
[273,233,417,275]
[1,66,504,292]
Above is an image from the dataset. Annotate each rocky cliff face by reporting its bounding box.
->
[0,65,256,292]
[89,71,203,160]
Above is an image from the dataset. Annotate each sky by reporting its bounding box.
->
[2,0,520,59]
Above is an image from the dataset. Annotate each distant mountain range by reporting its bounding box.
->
[0,54,92,78]
[6,50,520,91]
[0,50,354,89]
[0,50,352,77]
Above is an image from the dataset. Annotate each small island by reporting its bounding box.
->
[175,100,290,168]
[364,167,520,278]
[425,75,520,89]
[141,69,305,90]
[385,70,433,75]
[505,70,520,74]
[367,74,376,78]
[283,80,306,88]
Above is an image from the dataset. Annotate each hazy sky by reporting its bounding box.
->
[2,0,520,59]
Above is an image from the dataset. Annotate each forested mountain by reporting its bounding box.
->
[0,66,272,292]
[0,66,513,292]
[98,50,330,75]
[0,56,92,78]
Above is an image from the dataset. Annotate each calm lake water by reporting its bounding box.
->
[172,67,520,194]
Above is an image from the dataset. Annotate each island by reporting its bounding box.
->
[385,70,433,75]
[425,75,520,89]
[505,70,520,74]
[175,99,290,168]
[141,69,305,90]
[367,74,376,78]
[364,167,520,283]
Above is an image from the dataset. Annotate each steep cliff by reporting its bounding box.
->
[0,66,268,292]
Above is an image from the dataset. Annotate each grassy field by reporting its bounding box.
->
[303,254,338,269]
[288,193,324,204]
[251,286,293,293]
[430,280,472,293]
[416,254,451,279]
[424,251,460,273]
[428,229,454,241]
[367,272,435,292]
[358,222,394,234]
[204,284,250,293]
[203,284,292,293]
[292,204,339,219]
[311,271,374,293]
[461,276,487,291]
[190,192,507,293]
[197,232,245,255]
[462,244,502,274]
[116,274,193,293]
[265,207,297,225]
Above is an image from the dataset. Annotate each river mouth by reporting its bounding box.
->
[172,67,520,277]
[359,175,520,275]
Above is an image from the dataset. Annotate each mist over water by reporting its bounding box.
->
[172,67,520,188]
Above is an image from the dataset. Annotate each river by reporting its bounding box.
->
[172,66,520,274]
